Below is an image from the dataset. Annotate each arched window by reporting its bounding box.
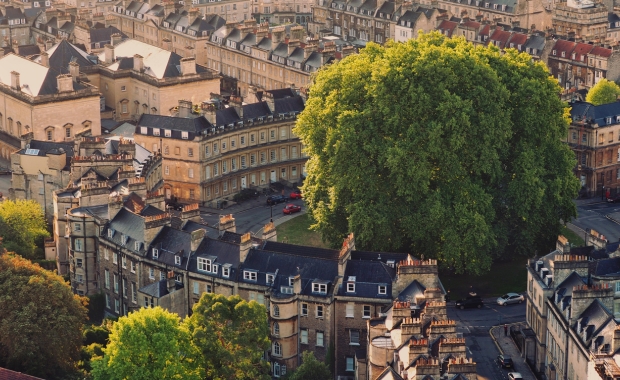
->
[273,342,281,356]
[16,121,21,136]
[7,118,13,135]
[273,322,279,336]
[273,305,279,317]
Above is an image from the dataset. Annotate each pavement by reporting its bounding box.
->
[490,322,536,380]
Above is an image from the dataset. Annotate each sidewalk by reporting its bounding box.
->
[490,323,536,380]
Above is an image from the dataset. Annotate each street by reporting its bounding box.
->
[571,200,620,242]
[447,301,526,379]
[200,195,306,235]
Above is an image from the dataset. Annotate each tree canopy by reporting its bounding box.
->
[295,33,579,274]
[185,293,270,380]
[0,199,49,259]
[586,78,620,105]
[0,252,88,378]
[285,351,331,380]
[91,307,203,380]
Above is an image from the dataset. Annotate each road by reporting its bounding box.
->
[571,200,620,242]
[447,301,526,379]
[200,195,306,235]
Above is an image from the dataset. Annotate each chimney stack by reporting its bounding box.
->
[104,44,115,63]
[178,99,192,118]
[40,51,49,67]
[133,54,144,72]
[57,74,74,93]
[180,57,196,75]
[10,71,20,91]
[272,26,286,43]
[288,39,300,55]
[111,33,122,46]
[229,96,243,119]
[188,7,199,19]
[263,91,275,113]
[202,101,217,124]
[69,61,80,81]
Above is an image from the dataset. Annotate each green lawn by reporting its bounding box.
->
[276,214,328,248]
[439,259,528,299]
[561,225,585,247]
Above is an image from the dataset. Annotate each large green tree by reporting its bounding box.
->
[0,252,88,378]
[586,78,620,105]
[0,199,49,259]
[184,293,270,380]
[296,33,579,274]
[91,307,203,380]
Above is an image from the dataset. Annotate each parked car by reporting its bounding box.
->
[283,204,302,215]
[607,194,620,203]
[455,295,484,309]
[266,195,287,205]
[289,190,303,200]
[497,355,513,369]
[508,372,523,380]
[497,293,524,306]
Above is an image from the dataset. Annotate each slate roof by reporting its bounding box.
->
[376,366,404,380]
[273,95,305,114]
[570,101,620,125]
[139,279,182,297]
[90,26,127,48]
[396,280,426,303]
[17,44,41,57]
[573,299,613,345]
[188,238,241,278]
[105,208,146,253]
[553,271,586,311]
[240,248,339,298]
[594,257,620,276]
[149,226,192,268]
[338,260,395,299]
[16,139,74,157]
[523,34,545,54]
[45,39,96,73]
[136,114,211,140]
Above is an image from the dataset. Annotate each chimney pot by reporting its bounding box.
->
[10,71,20,90]
[40,51,49,67]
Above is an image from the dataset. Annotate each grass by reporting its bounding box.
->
[561,225,585,247]
[276,213,328,248]
[439,258,528,299]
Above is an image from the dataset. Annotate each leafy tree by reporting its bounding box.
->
[286,351,331,380]
[0,252,88,378]
[185,293,270,380]
[91,307,203,380]
[586,78,620,105]
[0,199,49,259]
[295,33,579,274]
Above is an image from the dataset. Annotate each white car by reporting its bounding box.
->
[508,372,523,380]
[497,293,524,306]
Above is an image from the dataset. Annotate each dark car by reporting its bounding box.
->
[266,195,287,205]
[455,295,484,309]
[497,355,513,369]
[289,190,303,200]
[283,204,302,215]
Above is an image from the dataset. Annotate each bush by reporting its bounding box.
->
[87,293,106,324]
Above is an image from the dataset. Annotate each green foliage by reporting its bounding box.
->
[185,293,270,380]
[326,341,335,375]
[295,33,579,274]
[86,292,106,324]
[83,324,110,346]
[287,351,331,380]
[586,78,620,105]
[0,199,49,259]
[0,252,88,378]
[91,307,203,380]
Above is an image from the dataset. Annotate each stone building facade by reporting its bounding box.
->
[133,90,307,203]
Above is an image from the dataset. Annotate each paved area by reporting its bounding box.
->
[490,323,536,380]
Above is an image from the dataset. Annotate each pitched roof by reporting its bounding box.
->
[90,25,127,47]
[0,367,45,380]
[149,226,192,268]
[338,260,395,298]
[551,39,576,56]
[105,208,146,252]
[261,241,339,260]
[136,114,211,140]
[590,46,612,58]
[44,39,96,73]
[0,54,51,96]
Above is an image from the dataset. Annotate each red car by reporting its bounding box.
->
[289,190,303,199]
[283,204,302,215]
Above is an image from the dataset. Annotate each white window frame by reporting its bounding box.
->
[244,271,257,281]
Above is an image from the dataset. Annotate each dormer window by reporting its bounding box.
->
[165,129,171,137]
[152,248,159,259]
[140,126,147,134]
[244,271,257,281]
[121,234,128,245]
[289,277,295,286]
[108,229,115,238]
[561,51,566,58]
[312,282,327,294]
[197,257,212,272]
[134,241,141,251]
[175,255,181,265]
[266,274,275,284]
[347,283,355,293]
[153,128,160,136]
[378,285,387,295]
[552,49,557,56]
[607,117,612,125]
[223,265,230,278]
[181,131,188,139]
